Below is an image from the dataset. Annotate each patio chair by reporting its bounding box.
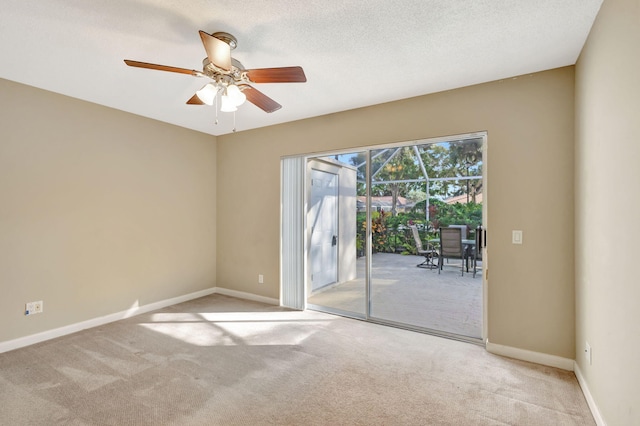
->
[448,224,468,239]
[438,227,466,276]
[409,225,438,269]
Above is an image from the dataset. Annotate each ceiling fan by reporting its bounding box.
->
[124,31,306,115]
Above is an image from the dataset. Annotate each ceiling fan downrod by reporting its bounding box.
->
[212,32,237,50]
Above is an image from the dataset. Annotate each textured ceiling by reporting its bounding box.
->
[1,0,602,136]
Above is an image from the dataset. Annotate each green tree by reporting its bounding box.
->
[407,189,427,203]
[371,147,422,216]
[417,139,482,201]
[442,139,483,202]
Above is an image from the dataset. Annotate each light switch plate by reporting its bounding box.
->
[512,230,523,244]
[585,342,592,365]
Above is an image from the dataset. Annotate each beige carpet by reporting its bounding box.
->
[0,294,594,425]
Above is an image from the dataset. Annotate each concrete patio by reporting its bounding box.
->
[307,252,483,339]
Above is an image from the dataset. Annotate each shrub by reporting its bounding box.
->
[355,201,482,256]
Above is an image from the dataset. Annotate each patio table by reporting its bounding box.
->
[429,239,476,271]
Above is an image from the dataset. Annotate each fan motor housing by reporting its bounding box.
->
[202,57,246,83]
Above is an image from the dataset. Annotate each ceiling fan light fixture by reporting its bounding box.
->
[220,94,238,112]
[196,83,218,105]
[124,29,307,122]
[226,84,246,106]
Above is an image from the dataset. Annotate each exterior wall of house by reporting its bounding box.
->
[217,66,576,359]
[306,158,357,291]
[0,79,217,344]
[575,0,640,423]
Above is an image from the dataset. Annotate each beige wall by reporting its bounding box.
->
[575,0,640,423]
[0,79,217,343]
[217,67,576,358]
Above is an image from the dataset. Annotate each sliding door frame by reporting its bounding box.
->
[281,131,488,345]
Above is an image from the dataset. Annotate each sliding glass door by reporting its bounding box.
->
[297,133,485,342]
[305,153,367,317]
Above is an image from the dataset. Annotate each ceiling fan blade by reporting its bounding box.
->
[124,60,202,76]
[239,85,282,113]
[245,66,307,83]
[199,31,231,71]
[186,94,205,105]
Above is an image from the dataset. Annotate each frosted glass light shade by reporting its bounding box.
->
[195,83,217,105]
[226,84,246,106]
[220,95,237,112]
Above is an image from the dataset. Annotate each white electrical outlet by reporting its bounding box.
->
[25,300,43,315]
[584,342,592,365]
[258,274,264,284]
[512,230,523,244]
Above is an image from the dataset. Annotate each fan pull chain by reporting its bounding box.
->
[214,93,219,125]
[233,111,236,132]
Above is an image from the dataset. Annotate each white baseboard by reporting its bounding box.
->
[214,287,280,306]
[485,340,575,371]
[0,287,216,354]
[574,362,606,426]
